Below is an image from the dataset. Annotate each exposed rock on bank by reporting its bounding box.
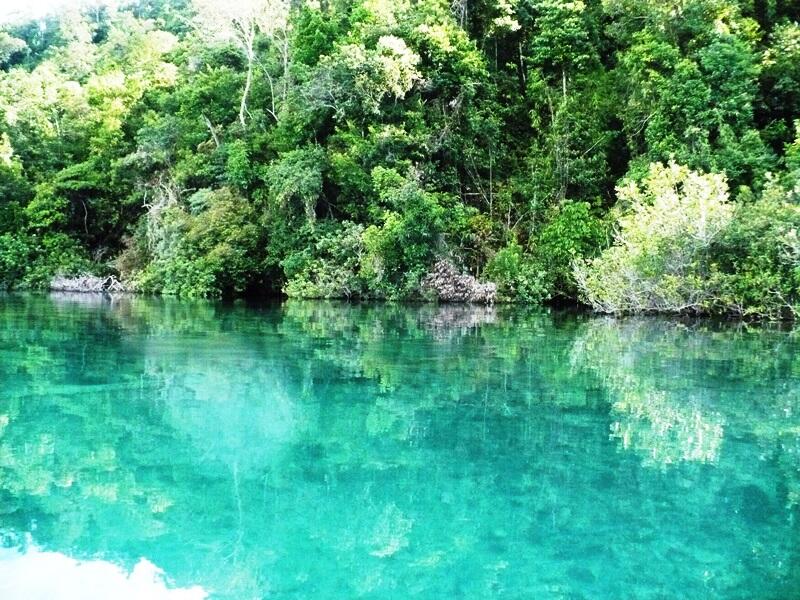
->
[50,274,127,293]
[421,260,496,304]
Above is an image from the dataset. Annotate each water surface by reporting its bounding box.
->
[0,294,798,599]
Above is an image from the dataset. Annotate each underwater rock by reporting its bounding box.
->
[729,483,773,525]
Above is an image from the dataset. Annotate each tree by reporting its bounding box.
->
[0,0,799,312]
[193,0,291,126]
[761,21,800,150]
[0,32,27,68]
[526,0,596,97]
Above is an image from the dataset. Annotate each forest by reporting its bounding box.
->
[0,0,798,317]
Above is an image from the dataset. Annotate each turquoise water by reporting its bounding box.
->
[0,294,798,599]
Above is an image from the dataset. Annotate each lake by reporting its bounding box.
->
[0,293,798,599]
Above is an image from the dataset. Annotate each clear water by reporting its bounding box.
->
[0,294,798,600]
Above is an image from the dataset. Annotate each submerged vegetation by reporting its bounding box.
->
[0,0,799,316]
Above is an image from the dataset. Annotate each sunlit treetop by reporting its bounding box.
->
[0,0,117,24]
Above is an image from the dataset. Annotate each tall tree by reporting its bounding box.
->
[193,0,291,126]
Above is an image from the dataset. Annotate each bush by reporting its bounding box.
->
[575,161,734,314]
[484,242,547,303]
[282,221,368,299]
[534,201,607,298]
[709,184,800,318]
[132,188,263,297]
[361,169,446,298]
[265,147,325,221]
[0,233,31,289]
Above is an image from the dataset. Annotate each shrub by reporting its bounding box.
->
[709,183,800,318]
[484,242,547,303]
[0,233,31,289]
[362,170,446,298]
[282,221,368,299]
[534,201,607,298]
[575,161,733,314]
[23,233,95,289]
[132,188,263,297]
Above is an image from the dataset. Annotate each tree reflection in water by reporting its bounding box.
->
[0,295,797,598]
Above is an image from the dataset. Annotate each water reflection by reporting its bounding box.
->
[0,294,797,598]
[0,538,206,600]
[572,317,800,473]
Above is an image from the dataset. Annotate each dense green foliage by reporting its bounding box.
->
[0,0,798,315]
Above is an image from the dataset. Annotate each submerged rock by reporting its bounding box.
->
[420,259,497,304]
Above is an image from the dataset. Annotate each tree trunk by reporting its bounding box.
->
[240,58,253,128]
[239,29,256,128]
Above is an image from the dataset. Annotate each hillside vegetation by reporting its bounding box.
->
[0,0,798,316]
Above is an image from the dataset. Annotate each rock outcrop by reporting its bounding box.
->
[420,260,496,304]
[50,274,127,293]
